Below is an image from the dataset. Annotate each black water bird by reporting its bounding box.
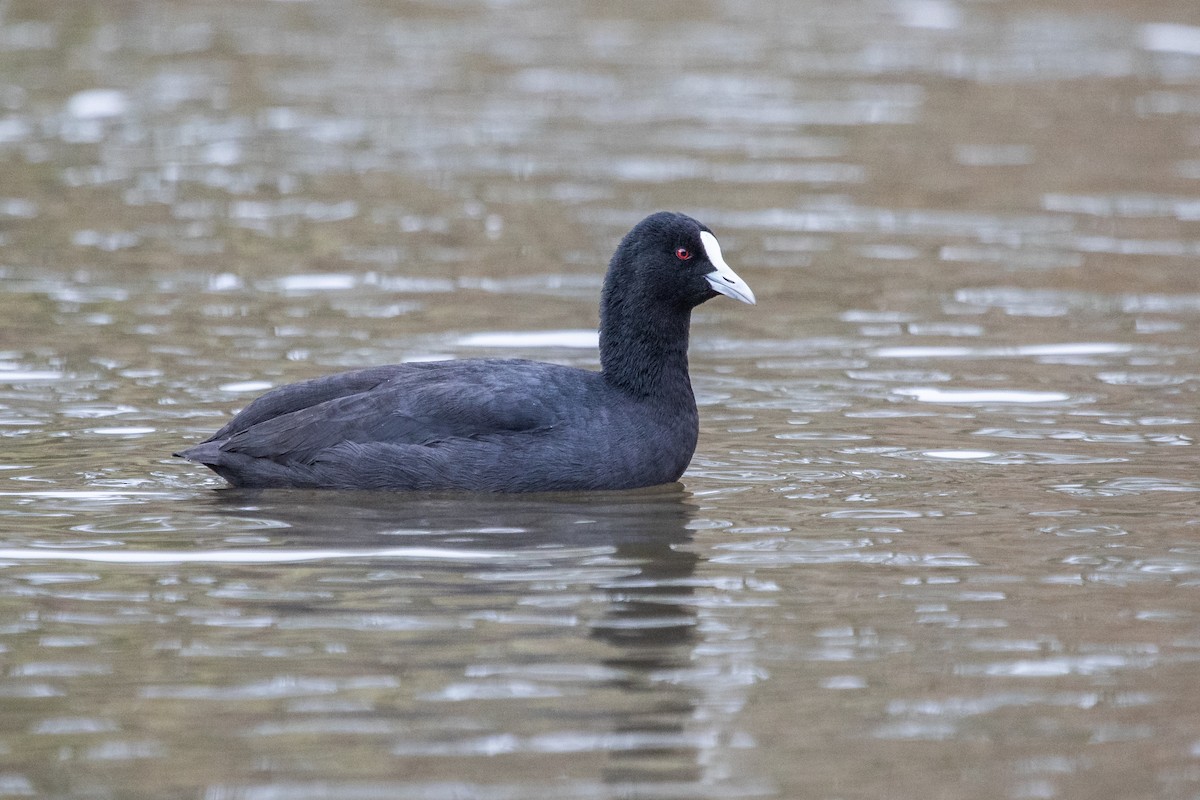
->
[175,212,755,491]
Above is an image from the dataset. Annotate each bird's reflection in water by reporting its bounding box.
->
[586,499,702,786]
[202,484,706,789]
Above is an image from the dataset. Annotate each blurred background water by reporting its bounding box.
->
[1,0,1199,798]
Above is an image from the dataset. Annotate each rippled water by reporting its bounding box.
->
[2,1,1200,798]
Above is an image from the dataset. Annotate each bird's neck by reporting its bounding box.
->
[598,295,695,400]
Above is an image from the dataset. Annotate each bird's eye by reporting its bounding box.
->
[675,247,693,261]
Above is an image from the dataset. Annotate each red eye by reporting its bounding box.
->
[675,247,692,261]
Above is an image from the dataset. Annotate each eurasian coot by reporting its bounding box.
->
[176,211,755,491]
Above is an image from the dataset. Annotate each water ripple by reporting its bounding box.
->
[1052,477,1200,497]
[0,545,613,565]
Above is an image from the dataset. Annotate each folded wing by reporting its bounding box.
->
[182,360,570,468]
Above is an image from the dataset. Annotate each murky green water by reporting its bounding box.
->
[2,1,1199,797]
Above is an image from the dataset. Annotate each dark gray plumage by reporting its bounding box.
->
[175,212,755,491]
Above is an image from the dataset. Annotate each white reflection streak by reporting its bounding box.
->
[0,491,174,498]
[873,342,1134,358]
[0,546,606,565]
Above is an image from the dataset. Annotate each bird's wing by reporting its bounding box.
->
[208,361,576,465]
[202,364,413,442]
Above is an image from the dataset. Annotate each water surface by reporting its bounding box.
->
[1,1,1199,798]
